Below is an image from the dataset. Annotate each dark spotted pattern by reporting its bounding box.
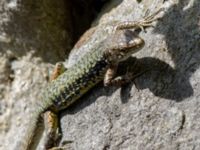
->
[41,47,111,111]
[53,59,108,110]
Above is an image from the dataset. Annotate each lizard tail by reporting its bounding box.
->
[14,110,43,150]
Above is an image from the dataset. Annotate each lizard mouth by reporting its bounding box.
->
[129,37,145,49]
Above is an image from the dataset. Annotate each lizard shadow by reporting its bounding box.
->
[151,0,200,101]
[119,57,193,103]
[122,0,200,103]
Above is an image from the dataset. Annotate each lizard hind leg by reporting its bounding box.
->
[44,111,60,149]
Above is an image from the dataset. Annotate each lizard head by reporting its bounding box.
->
[105,30,145,63]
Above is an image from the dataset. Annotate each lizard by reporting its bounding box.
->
[15,8,163,150]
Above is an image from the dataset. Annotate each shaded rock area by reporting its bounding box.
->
[0,0,200,150]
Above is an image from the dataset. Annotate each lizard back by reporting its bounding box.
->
[41,43,111,111]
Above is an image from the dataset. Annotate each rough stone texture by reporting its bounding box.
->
[0,1,68,149]
[0,0,200,150]
[61,0,200,149]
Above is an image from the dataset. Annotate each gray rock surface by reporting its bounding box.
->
[1,0,200,150]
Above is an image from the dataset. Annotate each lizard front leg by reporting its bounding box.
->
[104,63,118,86]
[104,62,148,87]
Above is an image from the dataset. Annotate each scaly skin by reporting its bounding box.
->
[16,9,162,150]
[42,30,144,112]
